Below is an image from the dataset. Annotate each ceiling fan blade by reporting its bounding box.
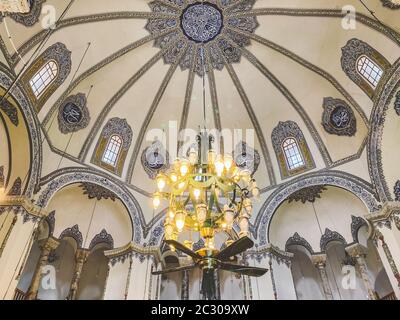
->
[219,262,268,277]
[165,240,202,260]
[215,236,254,261]
[152,264,197,275]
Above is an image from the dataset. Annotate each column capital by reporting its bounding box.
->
[310,254,327,268]
[41,237,60,252]
[345,243,367,258]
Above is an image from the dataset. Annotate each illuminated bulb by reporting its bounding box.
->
[193,188,201,200]
[224,155,233,171]
[214,156,224,176]
[152,195,161,209]
[175,211,186,231]
[221,222,227,229]
[170,174,178,182]
[170,245,176,252]
[156,176,166,191]
[180,162,189,176]
[178,182,185,190]
[168,210,175,219]
[206,238,215,249]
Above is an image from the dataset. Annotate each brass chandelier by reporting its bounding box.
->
[152,131,260,250]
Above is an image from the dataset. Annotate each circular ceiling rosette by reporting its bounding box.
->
[146,0,259,76]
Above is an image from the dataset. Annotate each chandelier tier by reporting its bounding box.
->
[153,130,260,250]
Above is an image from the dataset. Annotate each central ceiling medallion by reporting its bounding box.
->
[146,0,259,76]
[181,2,223,43]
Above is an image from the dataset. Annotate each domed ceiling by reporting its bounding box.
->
[1,0,399,224]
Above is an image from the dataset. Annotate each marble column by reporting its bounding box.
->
[26,237,59,300]
[345,243,376,300]
[311,254,333,300]
[67,248,89,300]
[367,203,400,298]
[245,244,295,300]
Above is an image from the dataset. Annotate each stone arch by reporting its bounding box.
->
[0,66,42,197]
[368,59,400,202]
[36,167,143,243]
[255,170,381,245]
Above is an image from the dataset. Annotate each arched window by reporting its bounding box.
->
[21,42,71,112]
[341,38,390,98]
[357,56,383,88]
[272,121,315,179]
[102,135,122,167]
[29,60,58,98]
[282,138,305,170]
[92,118,133,176]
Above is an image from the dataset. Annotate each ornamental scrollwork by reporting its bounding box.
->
[287,185,327,204]
[322,97,356,136]
[320,228,346,251]
[285,232,314,253]
[58,93,90,134]
[79,182,117,201]
[146,0,258,76]
[89,229,114,250]
[0,98,19,126]
[59,224,83,248]
[350,215,368,243]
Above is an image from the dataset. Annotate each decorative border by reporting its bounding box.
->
[351,215,368,243]
[381,0,400,9]
[59,224,83,248]
[368,59,400,202]
[0,68,42,197]
[89,229,114,250]
[322,97,356,137]
[285,232,314,254]
[320,228,346,251]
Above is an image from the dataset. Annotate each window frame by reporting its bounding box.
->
[28,59,59,98]
[281,137,305,171]
[356,55,383,88]
[101,134,123,167]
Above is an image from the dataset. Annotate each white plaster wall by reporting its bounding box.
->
[269,186,369,251]
[47,184,132,249]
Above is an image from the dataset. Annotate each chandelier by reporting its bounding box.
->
[152,130,260,250]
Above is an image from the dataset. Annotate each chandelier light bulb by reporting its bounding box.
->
[156,176,166,191]
[168,210,175,219]
[214,157,224,176]
[178,181,185,190]
[152,195,161,209]
[241,169,251,184]
[224,155,233,171]
[175,211,186,231]
[170,174,178,182]
[180,162,189,176]
[193,188,201,200]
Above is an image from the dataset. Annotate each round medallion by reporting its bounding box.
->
[181,3,223,43]
[62,102,83,124]
[146,150,165,170]
[330,105,350,129]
